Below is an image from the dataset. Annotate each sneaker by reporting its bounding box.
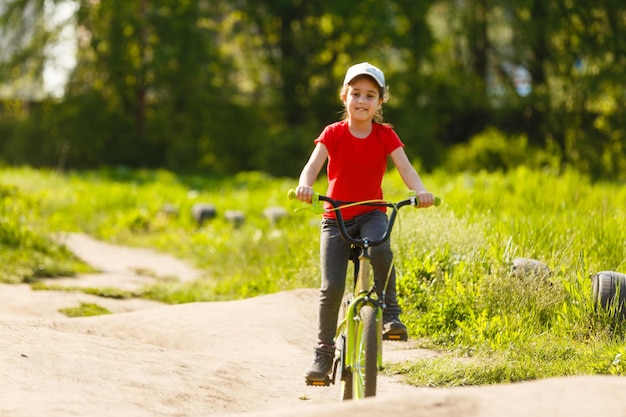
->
[383,314,408,341]
[304,344,335,383]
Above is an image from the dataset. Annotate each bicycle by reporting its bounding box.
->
[288,189,440,400]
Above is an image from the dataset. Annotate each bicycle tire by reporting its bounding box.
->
[353,304,378,398]
[337,294,353,400]
[339,335,353,400]
[592,271,626,319]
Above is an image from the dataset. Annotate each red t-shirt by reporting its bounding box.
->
[314,121,404,220]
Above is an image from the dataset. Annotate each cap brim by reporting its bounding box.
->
[346,72,384,87]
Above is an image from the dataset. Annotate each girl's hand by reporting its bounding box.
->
[415,191,435,207]
[295,185,315,204]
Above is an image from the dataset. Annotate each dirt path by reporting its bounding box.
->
[1,233,625,417]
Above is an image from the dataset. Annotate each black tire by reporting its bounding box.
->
[354,304,378,398]
[592,271,626,319]
[339,335,352,400]
[338,295,353,400]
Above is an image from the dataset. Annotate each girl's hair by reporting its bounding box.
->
[339,75,390,124]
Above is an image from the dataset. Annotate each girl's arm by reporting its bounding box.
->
[390,147,434,207]
[296,142,328,203]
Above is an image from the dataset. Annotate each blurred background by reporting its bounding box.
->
[0,0,624,180]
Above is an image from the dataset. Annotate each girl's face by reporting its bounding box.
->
[343,76,383,123]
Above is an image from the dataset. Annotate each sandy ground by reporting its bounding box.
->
[1,233,626,416]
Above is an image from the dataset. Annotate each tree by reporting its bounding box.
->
[0,0,47,101]
[508,0,626,178]
[1,0,625,179]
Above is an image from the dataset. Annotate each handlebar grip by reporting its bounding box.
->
[288,188,320,201]
[287,189,323,213]
[407,190,442,207]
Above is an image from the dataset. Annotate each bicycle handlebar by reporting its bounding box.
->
[287,189,440,248]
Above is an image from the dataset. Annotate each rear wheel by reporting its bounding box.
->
[339,335,352,400]
[338,295,353,400]
[353,304,378,398]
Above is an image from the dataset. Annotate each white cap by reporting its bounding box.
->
[343,62,385,88]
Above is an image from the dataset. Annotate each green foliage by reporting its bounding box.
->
[388,166,626,385]
[394,167,626,350]
[0,180,91,283]
[2,1,624,178]
[384,343,588,387]
[0,167,321,300]
[445,127,559,173]
[59,302,112,317]
[4,166,626,386]
[31,281,137,299]
[385,337,626,387]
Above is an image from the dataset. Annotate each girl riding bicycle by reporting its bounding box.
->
[294,62,435,383]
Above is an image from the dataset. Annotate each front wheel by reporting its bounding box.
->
[353,304,378,399]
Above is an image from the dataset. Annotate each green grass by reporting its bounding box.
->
[0,181,93,283]
[3,165,626,386]
[59,302,112,317]
[31,281,138,299]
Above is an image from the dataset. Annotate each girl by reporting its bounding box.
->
[295,62,435,383]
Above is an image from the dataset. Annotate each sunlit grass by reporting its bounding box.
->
[3,165,626,385]
[59,302,112,317]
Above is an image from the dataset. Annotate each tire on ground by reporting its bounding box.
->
[592,271,626,319]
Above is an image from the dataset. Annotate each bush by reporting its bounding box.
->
[445,127,558,173]
[0,182,89,283]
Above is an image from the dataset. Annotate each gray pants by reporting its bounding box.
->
[316,210,402,346]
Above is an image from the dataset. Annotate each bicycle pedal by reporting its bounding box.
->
[383,333,408,341]
[305,376,331,387]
